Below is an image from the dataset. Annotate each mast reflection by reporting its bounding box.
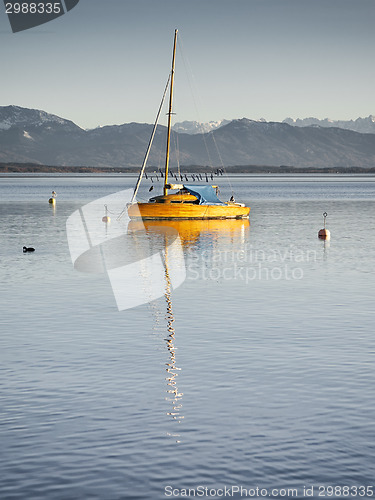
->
[127,218,250,438]
[163,243,184,426]
[127,221,185,433]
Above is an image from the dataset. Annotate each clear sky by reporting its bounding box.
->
[1,0,374,129]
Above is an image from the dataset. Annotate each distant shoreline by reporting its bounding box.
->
[1,162,375,175]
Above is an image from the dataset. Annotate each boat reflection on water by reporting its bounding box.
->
[128,218,250,249]
[127,218,250,438]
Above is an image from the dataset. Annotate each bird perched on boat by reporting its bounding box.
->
[230,195,235,202]
[23,246,35,253]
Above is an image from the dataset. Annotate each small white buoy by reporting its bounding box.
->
[318,212,331,240]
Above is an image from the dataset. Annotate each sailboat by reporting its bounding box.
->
[126,29,250,221]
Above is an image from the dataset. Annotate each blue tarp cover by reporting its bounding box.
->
[183,184,225,205]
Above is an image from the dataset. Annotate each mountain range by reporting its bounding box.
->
[1,105,375,170]
[282,115,375,134]
[174,116,375,135]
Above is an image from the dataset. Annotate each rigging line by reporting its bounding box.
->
[156,127,164,174]
[177,35,234,193]
[168,58,180,178]
[177,36,214,169]
[117,73,171,220]
[171,128,181,177]
[207,129,233,194]
[156,83,171,175]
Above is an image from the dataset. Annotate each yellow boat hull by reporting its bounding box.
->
[128,202,250,220]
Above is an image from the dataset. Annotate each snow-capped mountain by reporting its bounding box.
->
[283,115,375,134]
[171,115,375,135]
[0,105,82,131]
[172,119,230,134]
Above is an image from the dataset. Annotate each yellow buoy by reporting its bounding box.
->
[318,212,330,240]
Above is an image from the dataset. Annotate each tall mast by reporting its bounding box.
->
[164,29,178,196]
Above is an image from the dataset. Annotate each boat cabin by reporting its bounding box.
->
[149,184,220,205]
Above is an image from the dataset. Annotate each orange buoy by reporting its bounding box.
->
[318,212,330,240]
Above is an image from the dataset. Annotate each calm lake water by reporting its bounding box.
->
[1,174,374,500]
